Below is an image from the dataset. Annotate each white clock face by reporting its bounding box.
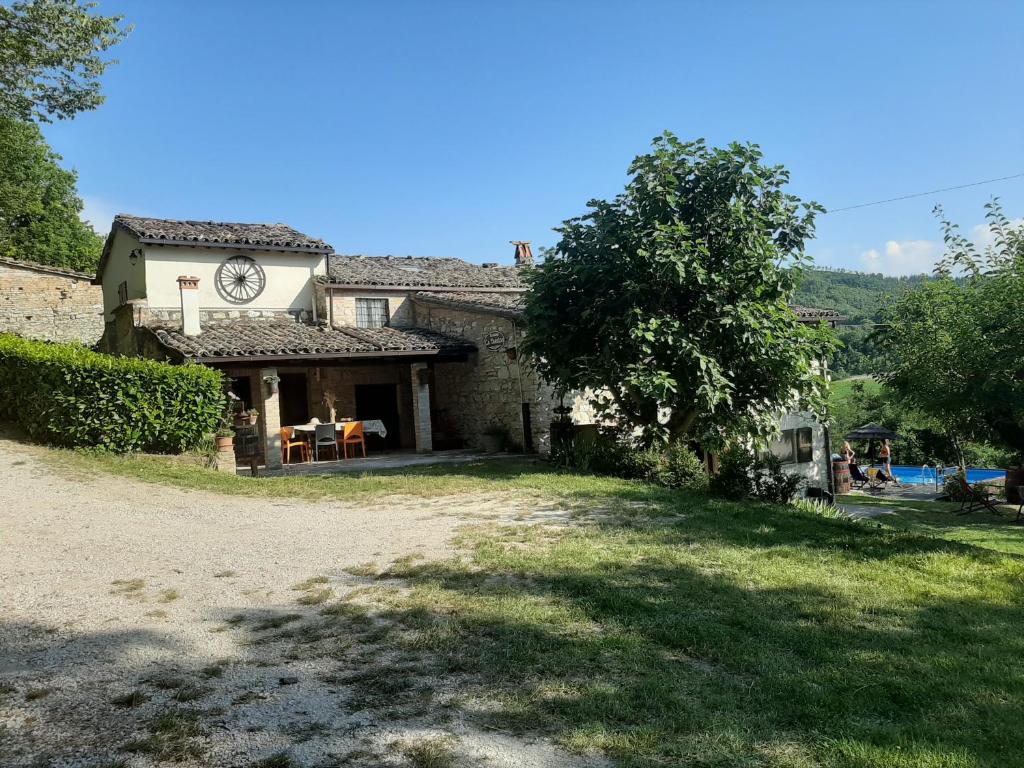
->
[215,255,266,304]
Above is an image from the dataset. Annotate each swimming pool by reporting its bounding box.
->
[876,465,1006,486]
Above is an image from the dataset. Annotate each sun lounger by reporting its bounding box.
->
[956,476,1002,516]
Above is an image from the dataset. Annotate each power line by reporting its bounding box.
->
[827,171,1024,213]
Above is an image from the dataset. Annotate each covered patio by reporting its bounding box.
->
[150,320,477,468]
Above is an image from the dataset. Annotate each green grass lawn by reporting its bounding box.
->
[35,444,1024,767]
[35,445,651,502]
[827,376,884,405]
[370,489,1024,768]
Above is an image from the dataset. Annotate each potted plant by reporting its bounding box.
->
[216,425,235,452]
[247,407,259,425]
[481,421,510,454]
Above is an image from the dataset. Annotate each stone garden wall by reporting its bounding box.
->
[0,258,104,344]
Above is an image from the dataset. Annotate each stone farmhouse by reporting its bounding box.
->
[92,214,840,492]
[95,215,567,469]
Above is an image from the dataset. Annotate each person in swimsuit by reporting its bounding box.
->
[840,440,856,465]
[879,439,900,484]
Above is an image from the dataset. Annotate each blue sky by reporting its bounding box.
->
[44,0,1024,275]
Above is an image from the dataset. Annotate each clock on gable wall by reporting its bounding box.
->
[215,255,266,304]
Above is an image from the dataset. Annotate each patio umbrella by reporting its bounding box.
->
[844,423,899,442]
[844,423,900,464]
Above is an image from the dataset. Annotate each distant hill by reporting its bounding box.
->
[793,268,931,324]
[792,268,933,377]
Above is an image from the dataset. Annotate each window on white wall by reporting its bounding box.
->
[771,429,796,464]
[355,298,389,328]
[796,427,814,463]
[770,427,814,465]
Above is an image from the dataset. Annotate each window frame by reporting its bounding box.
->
[354,297,390,329]
[795,426,814,464]
[770,429,797,465]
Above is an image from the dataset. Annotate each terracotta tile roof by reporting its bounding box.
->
[412,291,525,319]
[115,215,333,253]
[323,255,525,288]
[149,321,475,361]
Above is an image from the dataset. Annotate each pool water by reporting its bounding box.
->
[876,465,1006,486]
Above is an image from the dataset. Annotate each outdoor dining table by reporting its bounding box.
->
[292,419,388,438]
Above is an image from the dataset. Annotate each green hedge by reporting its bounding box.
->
[0,334,225,453]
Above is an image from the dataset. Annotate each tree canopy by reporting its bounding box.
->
[878,201,1024,463]
[0,115,103,271]
[523,133,835,446]
[0,0,129,123]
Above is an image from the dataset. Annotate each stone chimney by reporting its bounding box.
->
[177,276,201,336]
[511,240,534,267]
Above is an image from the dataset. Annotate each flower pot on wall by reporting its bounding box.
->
[216,435,234,452]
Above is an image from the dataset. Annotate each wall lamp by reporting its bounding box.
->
[129,248,142,266]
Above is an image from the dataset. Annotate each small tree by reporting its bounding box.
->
[523,133,835,446]
[0,0,130,123]
[878,201,1024,465]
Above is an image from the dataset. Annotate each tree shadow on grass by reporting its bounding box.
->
[347,499,1024,768]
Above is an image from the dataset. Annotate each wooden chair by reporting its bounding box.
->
[956,476,1002,516]
[338,420,367,459]
[281,426,310,464]
[313,423,338,462]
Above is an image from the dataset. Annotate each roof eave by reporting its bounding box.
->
[185,348,473,364]
[322,280,524,293]
[140,238,334,255]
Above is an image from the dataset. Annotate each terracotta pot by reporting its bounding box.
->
[1006,467,1024,505]
[216,435,234,451]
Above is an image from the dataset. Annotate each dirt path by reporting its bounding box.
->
[0,440,601,768]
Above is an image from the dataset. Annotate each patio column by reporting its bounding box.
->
[260,367,283,469]
[410,362,433,453]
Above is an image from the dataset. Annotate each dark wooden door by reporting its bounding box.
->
[354,383,401,450]
[278,373,309,427]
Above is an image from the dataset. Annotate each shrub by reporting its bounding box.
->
[0,334,225,453]
[657,441,710,492]
[710,446,800,504]
[710,447,755,500]
[551,435,709,492]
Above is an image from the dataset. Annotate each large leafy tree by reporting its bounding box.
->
[878,201,1024,464]
[0,0,129,123]
[0,115,103,271]
[523,133,835,446]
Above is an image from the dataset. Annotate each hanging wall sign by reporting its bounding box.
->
[483,330,507,351]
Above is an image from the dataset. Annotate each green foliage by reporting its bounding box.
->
[793,269,936,377]
[0,0,130,123]
[711,446,801,503]
[0,115,103,271]
[878,201,1024,465]
[660,440,709,491]
[0,333,225,452]
[550,435,709,492]
[524,133,835,447]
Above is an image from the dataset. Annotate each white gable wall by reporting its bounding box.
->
[99,228,147,321]
[139,246,326,316]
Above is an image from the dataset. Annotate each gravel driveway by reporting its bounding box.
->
[0,440,600,768]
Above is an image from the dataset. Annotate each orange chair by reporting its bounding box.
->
[281,426,310,464]
[338,421,367,459]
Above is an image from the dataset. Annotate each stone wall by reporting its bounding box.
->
[0,258,104,344]
[325,288,415,328]
[412,302,562,453]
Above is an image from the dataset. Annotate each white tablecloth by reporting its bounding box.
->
[293,420,387,438]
